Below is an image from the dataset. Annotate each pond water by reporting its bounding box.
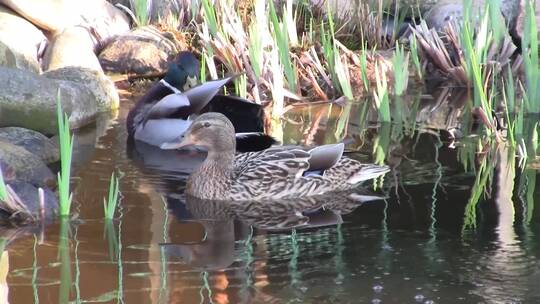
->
[4,95,540,303]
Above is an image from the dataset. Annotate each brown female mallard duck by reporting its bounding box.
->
[161,112,390,200]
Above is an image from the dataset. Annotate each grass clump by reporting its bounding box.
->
[392,42,409,96]
[522,0,540,113]
[57,92,74,217]
[103,172,121,220]
[374,63,390,122]
[0,167,7,202]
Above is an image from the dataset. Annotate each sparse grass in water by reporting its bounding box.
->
[333,42,353,100]
[269,0,297,93]
[392,42,409,96]
[103,172,121,220]
[359,43,369,90]
[130,0,151,26]
[522,0,540,113]
[374,63,390,122]
[409,35,422,78]
[57,92,74,217]
[0,166,7,202]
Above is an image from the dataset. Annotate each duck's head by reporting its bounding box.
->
[164,51,200,91]
[161,113,236,153]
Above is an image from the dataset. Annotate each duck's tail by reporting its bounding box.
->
[347,164,390,184]
[323,157,390,186]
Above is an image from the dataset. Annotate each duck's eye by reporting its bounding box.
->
[203,122,211,128]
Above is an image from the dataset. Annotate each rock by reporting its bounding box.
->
[4,181,58,218]
[0,5,45,73]
[0,141,54,187]
[423,0,520,32]
[0,0,129,43]
[0,127,59,163]
[98,26,180,75]
[42,26,103,72]
[43,67,119,111]
[0,66,98,134]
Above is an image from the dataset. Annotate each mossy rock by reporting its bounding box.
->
[0,127,59,163]
[0,141,54,187]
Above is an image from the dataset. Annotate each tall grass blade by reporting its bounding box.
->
[392,42,409,96]
[103,172,120,220]
[269,0,297,92]
[374,63,390,122]
[0,166,7,202]
[56,91,74,217]
[522,0,540,113]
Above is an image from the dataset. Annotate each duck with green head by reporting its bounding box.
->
[127,51,275,152]
[161,113,390,201]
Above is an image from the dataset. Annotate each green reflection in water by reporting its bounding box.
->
[334,224,345,285]
[334,103,352,141]
[429,137,443,240]
[199,271,213,304]
[289,229,300,288]
[32,235,39,304]
[158,197,169,304]
[462,150,495,233]
[58,219,71,304]
[241,226,254,297]
[74,223,81,303]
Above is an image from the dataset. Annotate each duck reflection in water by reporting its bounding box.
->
[162,188,385,268]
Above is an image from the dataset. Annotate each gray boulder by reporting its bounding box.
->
[0,5,45,73]
[99,26,180,75]
[0,141,55,187]
[0,127,59,163]
[4,181,58,219]
[0,66,98,134]
[43,66,120,111]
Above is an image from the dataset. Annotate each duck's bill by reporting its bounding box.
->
[160,138,193,150]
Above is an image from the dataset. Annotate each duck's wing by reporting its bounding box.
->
[231,148,325,200]
[142,93,191,123]
[142,76,237,123]
[183,76,237,113]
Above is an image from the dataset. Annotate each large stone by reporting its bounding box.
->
[0,66,98,134]
[0,141,54,187]
[4,181,58,219]
[0,0,130,42]
[42,26,102,72]
[98,26,180,75]
[0,127,59,163]
[44,67,119,111]
[0,5,45,73]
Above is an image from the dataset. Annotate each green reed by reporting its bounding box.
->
[130,0,150,26]
[248,21,263,79]
[0,166,7,202]
[201,0,219,37]
[409,35,422,78]
[57,92,74,217]
[462,148,494,232]
[392,42,409,96]
[103,172,120,220]
[269,0,297,93]
[359,42,369,90]
[373,63,390,122]
[522,0,540,113]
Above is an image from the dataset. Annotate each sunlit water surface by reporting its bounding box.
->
[4,97,540,304]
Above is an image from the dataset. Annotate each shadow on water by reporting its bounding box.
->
[3,91,540,303]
